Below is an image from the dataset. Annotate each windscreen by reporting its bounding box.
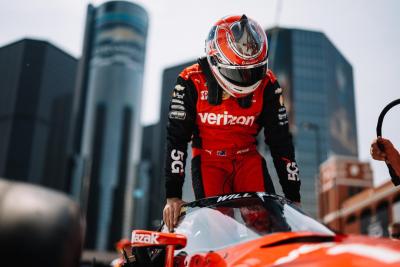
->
[162,196,333,254]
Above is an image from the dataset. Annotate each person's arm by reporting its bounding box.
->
[163,76,197,231]
[371,137,400,177]
[260,71,301,203]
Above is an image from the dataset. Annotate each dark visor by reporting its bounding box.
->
[218,63,267,86]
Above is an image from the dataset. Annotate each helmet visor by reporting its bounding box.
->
[218,60,268,86]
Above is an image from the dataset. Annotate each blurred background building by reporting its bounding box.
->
[67,1,148,250]
[262,27,358,217]
[0,39,77,192]
[319,155,400,237]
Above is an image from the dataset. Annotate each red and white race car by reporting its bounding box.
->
[116,192,400,267]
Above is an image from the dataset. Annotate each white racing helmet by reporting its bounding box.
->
[205,14,269,98]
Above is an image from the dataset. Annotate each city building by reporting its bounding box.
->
[319,156,400,236]
[318,155,373,230]
[67,1,148,250]
[141,60,196,229]
[341,180,400,237]
[0,39,77,192]
[266,28,358,217]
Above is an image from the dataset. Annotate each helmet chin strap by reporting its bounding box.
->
[198,57,255,109]
[198,57,222,105]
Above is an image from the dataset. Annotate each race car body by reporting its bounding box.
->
[119,192,400,267]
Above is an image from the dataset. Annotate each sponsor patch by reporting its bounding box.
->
[171,149,184,174]
[281,157,299,181]
[278,113,287,120]
[171,104,185,111]
[175,84,185,91]
[217,193,252,203]
[200,90,208,100]
[171,98,185,105]
[169,111,186,120]
[132,233,159,244]
[198,111,255,126]
[286,162,299,181]
[171,99,184,105]
[275,87,283,94]
[173,91,185,99]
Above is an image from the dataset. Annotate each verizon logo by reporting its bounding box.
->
[198,111,255,126]
[132,233,159,244]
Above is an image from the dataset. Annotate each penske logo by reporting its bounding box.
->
[132,233,159,244]
[198,111,255,126]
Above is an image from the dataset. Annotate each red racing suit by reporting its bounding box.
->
[164,60,301,202]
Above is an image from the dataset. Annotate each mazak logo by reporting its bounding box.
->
[198,111,255,126]
[132,233,159,244]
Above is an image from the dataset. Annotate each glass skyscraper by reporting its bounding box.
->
[0,39,77,192]
[68,1,148,250]
[266,28,358,217]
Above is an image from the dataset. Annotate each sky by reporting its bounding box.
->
[0,0,399,186]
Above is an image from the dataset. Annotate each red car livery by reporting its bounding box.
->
[116,193,400,267]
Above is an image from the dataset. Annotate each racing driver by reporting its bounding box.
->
[163,15,301,231]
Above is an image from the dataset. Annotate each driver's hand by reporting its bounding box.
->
[163,198,186,232]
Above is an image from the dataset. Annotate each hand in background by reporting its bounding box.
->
[371,137,400,176]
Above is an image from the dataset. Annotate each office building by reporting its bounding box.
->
[266,28,358,217]
[68,1,148,250]
[319,156,400,236]
[318,155,373,231]
[0,39,77,192]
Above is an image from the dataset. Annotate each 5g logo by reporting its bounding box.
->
[171,149,184,174]
[286,162,299,181]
